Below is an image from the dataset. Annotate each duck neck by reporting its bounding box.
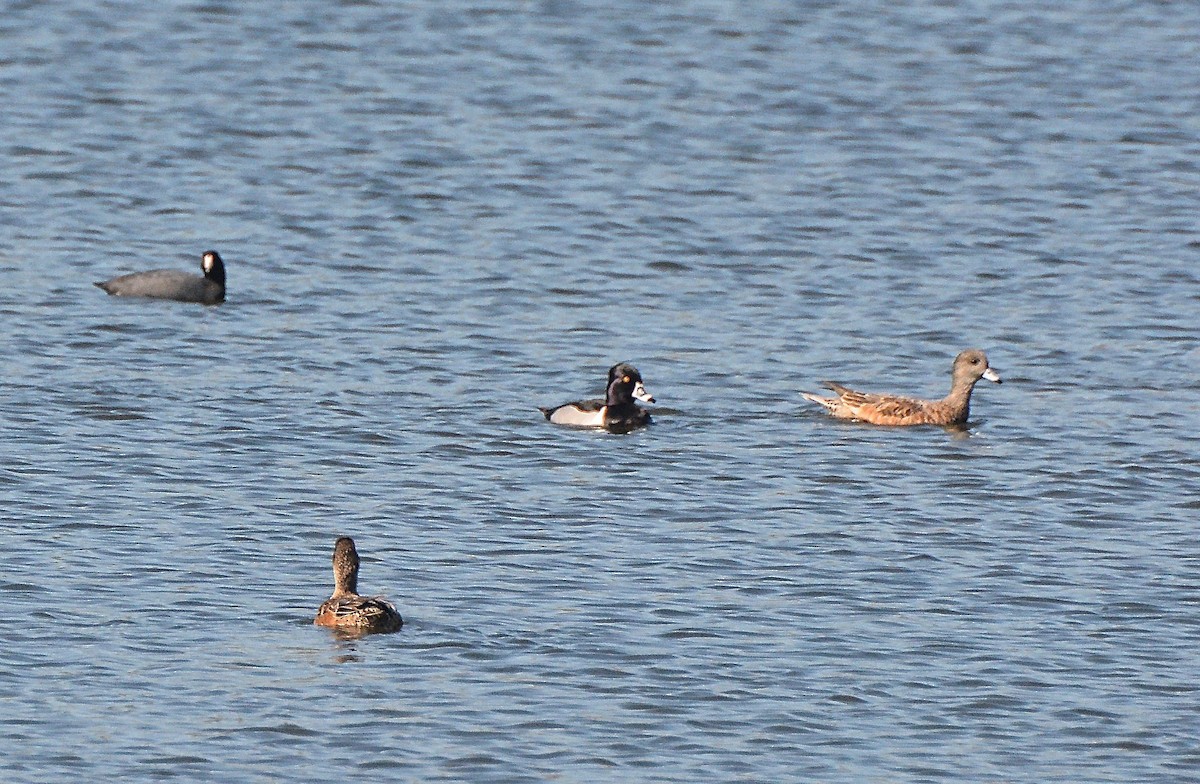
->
[943,381,975,418]
[606,384,633,408]
[333,566,359,597]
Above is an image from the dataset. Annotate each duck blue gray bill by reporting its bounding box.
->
[633,382,655,403]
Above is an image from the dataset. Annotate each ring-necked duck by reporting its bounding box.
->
[314,537,402,635]
[95,250,226,304]
[802,348,1001,426]
[539,362,655,433]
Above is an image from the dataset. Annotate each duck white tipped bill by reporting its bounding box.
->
[982,367,1001,383]
[633,382,655,403]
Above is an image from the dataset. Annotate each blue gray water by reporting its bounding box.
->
[3,1,1199,781]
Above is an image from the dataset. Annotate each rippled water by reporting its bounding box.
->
[3,1,1200,781]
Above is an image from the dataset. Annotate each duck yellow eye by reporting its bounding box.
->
[623,376,631,383]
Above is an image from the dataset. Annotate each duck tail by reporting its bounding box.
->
[801,392,837,412]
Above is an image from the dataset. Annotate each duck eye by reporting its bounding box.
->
[623,376,631,383]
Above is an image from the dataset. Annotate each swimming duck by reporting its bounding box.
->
[95,250,226,304]
[802,348,1001,426]
[314,537,403,634]
[539,362,655,433]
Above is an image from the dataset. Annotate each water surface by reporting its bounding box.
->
[2,1,1199,782]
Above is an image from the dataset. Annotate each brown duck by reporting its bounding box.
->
[802,349,1002,426]
[314,537,403,634]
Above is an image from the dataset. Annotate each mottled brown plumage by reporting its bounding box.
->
[314,537,402,635]
[802,349,1002,426]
